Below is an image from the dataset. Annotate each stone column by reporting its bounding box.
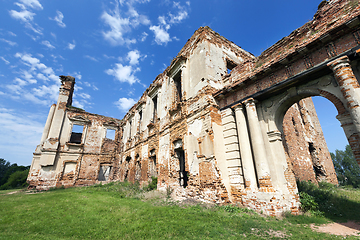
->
[232,103,257,190]
[328,56,360,165]
[244,98,273,191]
[221,108,244,190]
[40,104,56,144]
[328,56,360,132]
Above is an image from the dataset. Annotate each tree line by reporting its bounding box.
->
[0,158,29,190]
[331,145,360,188]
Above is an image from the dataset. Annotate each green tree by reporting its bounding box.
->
[331,145,360,187]
[0,164,29,186]
[0,169,29,190]
[0,158,11,186]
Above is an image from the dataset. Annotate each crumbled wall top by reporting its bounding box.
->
[176,26,255,60]
[120,26,255,122]
[255,0,360,71]
[215,0,360,97]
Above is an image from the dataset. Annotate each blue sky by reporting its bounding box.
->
[0,0,348,166]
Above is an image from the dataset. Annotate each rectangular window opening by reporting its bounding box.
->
[70,124,83,144]
[138,110,142,132]
[106,128,116,140]
[98,165,112,181]
[152,95,158,122]
[226,59,237,74]
[174,71,182,101]
[139,110,142,121]
[129,120,132,138]
[150,155,157,177]
[176,149,188,188]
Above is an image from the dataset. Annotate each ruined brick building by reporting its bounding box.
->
[28,0,360,215]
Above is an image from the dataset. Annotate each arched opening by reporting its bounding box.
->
[280,95,347,185]
[149,149,157,177]
[173,139,188,188]
[124,156,131,181]
[135,154,141,182]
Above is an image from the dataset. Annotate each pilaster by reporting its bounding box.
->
[221,108,244,189]
[232,103,257,190]
[243,98,273,191]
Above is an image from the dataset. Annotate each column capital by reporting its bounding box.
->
[327,55,350,71]
[267,131,282,142]
[231,103,244,111]
[242,98,257,107]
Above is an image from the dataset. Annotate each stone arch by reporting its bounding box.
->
[268,86,348,184]
[273,88,347,134]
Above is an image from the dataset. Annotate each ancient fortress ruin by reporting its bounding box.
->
[28,0,360,215]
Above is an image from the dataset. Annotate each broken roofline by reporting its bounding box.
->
[213,0,360,98]
[120,26,254,122]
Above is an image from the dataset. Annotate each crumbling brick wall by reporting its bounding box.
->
[283,97,338,184]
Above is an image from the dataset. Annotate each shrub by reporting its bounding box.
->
[0,169,29,190]
[145,177,158,191]
[299,192,318,212]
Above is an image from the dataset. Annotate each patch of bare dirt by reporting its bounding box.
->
[6,190,19,195]
[311,221,360,236]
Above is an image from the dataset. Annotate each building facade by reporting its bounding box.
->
[28,0,360,216]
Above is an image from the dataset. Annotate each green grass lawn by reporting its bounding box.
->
[0,183,360,239]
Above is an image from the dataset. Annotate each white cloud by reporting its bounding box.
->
[9,9,35,22]
[115,97,137,112]
[9,1,43,35]
[149,1,189,45]
[85,55,99,62]
[19,0,43,10]
[8,31,17,36]
[105,63,140,85]
[101,8,135,46]
[67,40,76,50]
[72,91,92,110]
[103,54,115,59]
[169,2,189,24]
[36,73,47,81]
[15,52,39,66]
[140,32,148,42]
[0,57,10,65]
[158,16,167,26]
[14,78,27,86]
[78,93,91,100]
[41,40,55,49]
[0,38,17,46]
[101,0,150,46]
[8,52,61,105]
[127,6,150,26]
[82,81,99,91]
[72,72,82,80]
[127,50,141,65]
[73,100,84,110]
[50,10,66,28]
[149,25,171,45]
[0,107,45,165]
[32,84,59,101]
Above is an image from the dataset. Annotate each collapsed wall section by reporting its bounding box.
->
[283,98,338,185]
